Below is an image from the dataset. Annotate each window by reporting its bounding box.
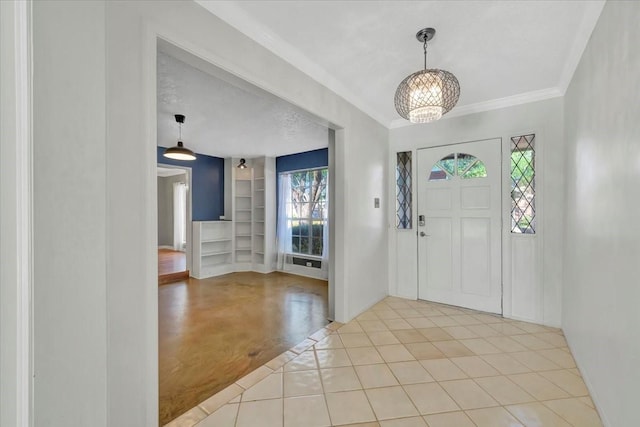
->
[284,168,328,255]
[511,134,536,234]
[429,153,487,181]
[396,151,412,229]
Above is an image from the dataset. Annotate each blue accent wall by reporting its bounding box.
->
[157,147,224,221]
[276,148,328,173]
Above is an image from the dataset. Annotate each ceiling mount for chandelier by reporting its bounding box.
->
[394,27,460,124]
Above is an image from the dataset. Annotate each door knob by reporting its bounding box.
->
[420,231,428,237]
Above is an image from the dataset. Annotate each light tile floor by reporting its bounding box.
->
[166,297,603,427]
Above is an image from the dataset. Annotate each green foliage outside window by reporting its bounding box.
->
[287,168,328,256]
[510,134,536,234]
[511,150,534,183]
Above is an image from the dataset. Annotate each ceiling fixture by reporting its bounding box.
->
[237,158,248,169]
[163,114,196,161]
[394,28,460,123]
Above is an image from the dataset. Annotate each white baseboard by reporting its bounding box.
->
[234,262,253,272]
[504,313,560,329]
[252,264,275,274]
[564,333,612,427]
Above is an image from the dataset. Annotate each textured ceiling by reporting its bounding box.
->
[197,0,605,127]
[157,48,329,159]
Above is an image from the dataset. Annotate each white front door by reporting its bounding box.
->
[417,139,502,314]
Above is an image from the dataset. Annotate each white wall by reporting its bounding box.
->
[563,2,640,426]
[32,1,108,425]
[389,98,564,327]
[29,1,388,425]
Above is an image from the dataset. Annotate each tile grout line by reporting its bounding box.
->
[541,396,595,427]
[312,344,333,427]
[231,400,239,427]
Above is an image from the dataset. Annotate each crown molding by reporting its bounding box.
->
[388,87,564,129]
[195,0,390,128]
[197,0,604,131]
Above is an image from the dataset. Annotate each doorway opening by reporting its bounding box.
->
[156,39,336,425]
[157,165,192,285]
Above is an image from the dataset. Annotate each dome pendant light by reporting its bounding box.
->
[394,28,460,123]
[163,114,196,161]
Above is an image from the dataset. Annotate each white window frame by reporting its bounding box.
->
[281,167,328,257]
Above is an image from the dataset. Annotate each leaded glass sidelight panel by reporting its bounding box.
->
[396,151,412,229]
[511,134,536,234]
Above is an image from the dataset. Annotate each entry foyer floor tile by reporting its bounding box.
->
[166,297,603,427]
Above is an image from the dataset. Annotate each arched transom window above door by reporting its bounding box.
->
[428,152,488,181]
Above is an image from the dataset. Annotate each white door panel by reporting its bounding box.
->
[417,139,502,314]
[461,186,490,209]
[425,217,452,290]
[460,217,491,296]
[426,188,452,210]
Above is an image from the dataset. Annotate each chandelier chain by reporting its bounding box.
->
[423,39,428,70]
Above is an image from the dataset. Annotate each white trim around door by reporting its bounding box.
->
[0,0,33,426]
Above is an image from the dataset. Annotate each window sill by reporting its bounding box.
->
[286,253,323,261]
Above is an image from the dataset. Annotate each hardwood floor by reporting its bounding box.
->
[158,248,186,275]
[158,249,189,285]
[159,271,329,425]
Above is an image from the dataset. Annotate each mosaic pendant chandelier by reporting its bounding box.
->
[394,28,460,123]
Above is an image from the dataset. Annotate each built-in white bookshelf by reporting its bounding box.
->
[234,167,253,269]
[214,156,277,277]
[253,159,266,267]
[251,156,276,273]
[192,221,233,279]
